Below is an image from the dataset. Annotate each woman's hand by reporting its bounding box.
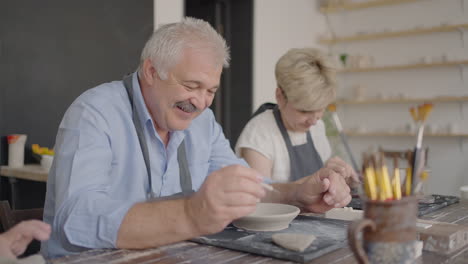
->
[325,157,359,185]
[294,168,351,213]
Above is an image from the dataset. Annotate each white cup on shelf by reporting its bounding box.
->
[41,155,54,171]
[7,134,27,168]
[461,186,468,201]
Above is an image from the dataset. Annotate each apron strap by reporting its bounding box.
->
[123,75,153,192]
[122,74,193,197]
[178,139,192,195]
[251,102,277,119]
[273,106,295,150]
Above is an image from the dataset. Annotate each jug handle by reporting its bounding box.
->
[348,219,376,264]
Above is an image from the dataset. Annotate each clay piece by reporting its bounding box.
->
[325,207,363,221]
[272,233,316,252]
[232,203,300,231]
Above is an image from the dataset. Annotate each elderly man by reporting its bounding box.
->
[42,17,351,258]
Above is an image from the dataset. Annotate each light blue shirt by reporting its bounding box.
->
[41,73,246,258]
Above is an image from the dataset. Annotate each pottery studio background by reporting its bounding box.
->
[0,0,467,210]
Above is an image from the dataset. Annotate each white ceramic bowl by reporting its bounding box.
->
[232,203,300,232]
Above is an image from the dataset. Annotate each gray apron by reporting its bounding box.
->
[270,105,324,181]
[122,75,193,199]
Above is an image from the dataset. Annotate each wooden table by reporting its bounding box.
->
[0,165,48,209]
[49,201,468,264]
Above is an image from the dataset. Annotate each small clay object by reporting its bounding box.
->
[272,233,316,252]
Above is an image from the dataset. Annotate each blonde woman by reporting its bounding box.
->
[236,48,357,183]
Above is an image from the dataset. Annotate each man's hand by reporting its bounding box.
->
[295,168,351,213]
[185,165,266,235]
[0,220,51,259]
[325,157,359,185]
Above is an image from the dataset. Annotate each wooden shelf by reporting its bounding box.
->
[337,96,468,105]
[339,60,468,73]
[344,131,468,137]
[0,164,48,182]
[320,0,420,13]
[320,23,468,44]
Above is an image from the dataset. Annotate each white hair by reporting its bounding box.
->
[138,17,230,80]
[275,48,337,111]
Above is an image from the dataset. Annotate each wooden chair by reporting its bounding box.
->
[0,200,43,232]
[0,200,44,256]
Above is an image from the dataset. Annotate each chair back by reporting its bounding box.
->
[0,200,43,231]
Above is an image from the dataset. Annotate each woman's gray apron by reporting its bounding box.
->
[122,75,193,199]
[253,103,323,181]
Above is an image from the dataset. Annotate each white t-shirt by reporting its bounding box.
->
[235,109,331,182]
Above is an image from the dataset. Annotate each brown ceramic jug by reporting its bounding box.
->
[347,196,419,264]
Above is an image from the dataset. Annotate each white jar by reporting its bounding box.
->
[41,155,54,171]
[460,186,468,201]
[7,134,27,168]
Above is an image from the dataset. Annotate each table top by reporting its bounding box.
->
[0,164,48,182]
[49,201,468,264]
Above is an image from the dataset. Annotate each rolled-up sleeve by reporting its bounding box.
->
[51,100,134,249]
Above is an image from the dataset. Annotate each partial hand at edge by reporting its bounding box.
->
[0,220,51,259]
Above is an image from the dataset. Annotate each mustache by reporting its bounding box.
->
[175,100,199,113]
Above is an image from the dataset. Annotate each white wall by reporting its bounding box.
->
[253,0,327,111]
[325,0,468,196]
[253,0,467,196]
[154,0,467,196]
[154,0,184,30]
[153,0,328,112]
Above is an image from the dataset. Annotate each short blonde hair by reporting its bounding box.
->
[275,48,337,111]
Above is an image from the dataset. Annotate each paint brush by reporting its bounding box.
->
[261,183,275,192]
[379,152,393,200]
[411,124,425,195]
[413,151,428,194]
[404,151,413,196]
[221,164,278,193]
[362,153,377,200]
[261,177,279,193]
[327,104,359,173]
[392,157,402,200]
[409,103,433,195]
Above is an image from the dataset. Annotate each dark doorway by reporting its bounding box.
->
[185,0,253,147]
